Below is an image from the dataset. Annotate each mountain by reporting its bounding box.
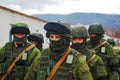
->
[33,12,120,29]
[32,12,120,38]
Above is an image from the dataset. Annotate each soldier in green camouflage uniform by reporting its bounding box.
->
[71,26,108,80]
[87,23,119,80]
[107,39,115,47]
[0,23,41,80]
[38,22,93,80]
[107,38,120,79]
[28,33,44,52]
[107,38,120,55]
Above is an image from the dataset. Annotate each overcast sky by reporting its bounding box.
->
[0,0,120,15]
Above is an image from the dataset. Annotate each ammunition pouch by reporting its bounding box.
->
[68,71,74,80]
[37,71,46,80]
[0,54,7,63]
[0,63,5,74]
[0,54,7,74]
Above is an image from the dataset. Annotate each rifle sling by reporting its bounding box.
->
[87,52,96,63]
[92,41,106,51]
[47,47,72,80]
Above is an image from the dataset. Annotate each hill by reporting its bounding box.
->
[33,12,120,28]
[32,12,120,38]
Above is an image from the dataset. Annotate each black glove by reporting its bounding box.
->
[15,60,27,66]
[96,76,107,80]
[110,64,120,73]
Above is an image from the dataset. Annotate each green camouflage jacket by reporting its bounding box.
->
[38,47,93,80]
[0,42,41,80]
[87,40,119,80]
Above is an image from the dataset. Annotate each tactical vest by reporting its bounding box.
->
[0,42,33,80]
[39,48,77,80]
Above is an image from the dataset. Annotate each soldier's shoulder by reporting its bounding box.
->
[42,48,50,55]
[70,48,82,56]
[43,48,49,52]
[71,49,85,59]
[102,40,110,46]
[5,42,12,45]
[2,42,13,49]
[70,48,78,53]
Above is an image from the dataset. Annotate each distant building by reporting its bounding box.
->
[0,6,48,48]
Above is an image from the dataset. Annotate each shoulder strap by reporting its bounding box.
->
[1,44,35,80]
[92,41,106,51]
[87,52,96,63]
[47,47,72,80]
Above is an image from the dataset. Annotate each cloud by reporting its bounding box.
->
[0,0,120,15]
[0,0,62,14]
[0,0,60,9]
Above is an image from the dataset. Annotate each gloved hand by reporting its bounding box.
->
[96,76,107,80]
[15,60,27,66]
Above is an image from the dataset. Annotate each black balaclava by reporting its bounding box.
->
[71,38,86,52]
[50,36,70,54]
[90,34,103,47]
[14,36,27,46]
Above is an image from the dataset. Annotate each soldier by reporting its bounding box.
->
[107,38,116,47]
[38,22,93,80]
[0,23,41,80]
[27,33,44,52]
[71,26,108,80]
[107,38,120,55]
[87,23,119,80]
[107,38,120,79]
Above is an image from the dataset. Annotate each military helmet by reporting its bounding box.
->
[27,33,44,43]
[44,22,72,39]
[107,38,115,46]
[72,26,89,38]
[88,23,105,34]
[10,23,30,34]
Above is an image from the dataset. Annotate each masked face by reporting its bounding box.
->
[71,38,86,51]
[50,39,64,50]
[89,34,103,44]
[49,34,64,51]
[13,33,27,44]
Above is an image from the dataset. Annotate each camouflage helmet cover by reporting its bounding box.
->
[10,23,30,34]
[88,23,105,34]
[28,33,44,43]
[107,38,115,45]
[72,26,89,38]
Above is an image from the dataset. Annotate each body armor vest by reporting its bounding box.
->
[39,48,77,80]
[0,42,33,80]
